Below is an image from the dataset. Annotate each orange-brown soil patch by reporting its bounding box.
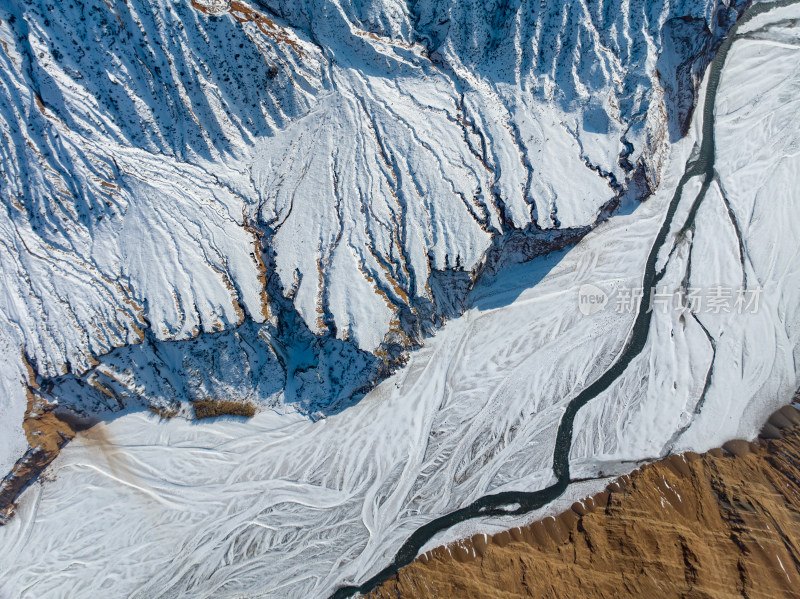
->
[192,398,257,420]
[0,382,95,523]
[190,0,304,55]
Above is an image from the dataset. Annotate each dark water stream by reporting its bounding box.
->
[331,2,798,596]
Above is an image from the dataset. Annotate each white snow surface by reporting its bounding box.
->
[0,0,740,464]
[1,8,799,596]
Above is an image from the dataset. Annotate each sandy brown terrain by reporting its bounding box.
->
[0,384,80,523]
[369,405,800,599]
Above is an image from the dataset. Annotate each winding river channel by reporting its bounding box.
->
[331,1,800,596]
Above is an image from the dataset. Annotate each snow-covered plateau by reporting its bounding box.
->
[1,0,799,598]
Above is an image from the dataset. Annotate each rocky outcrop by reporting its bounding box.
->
[368,405,800,599]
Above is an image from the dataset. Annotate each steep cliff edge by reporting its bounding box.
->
[369,404,800,599]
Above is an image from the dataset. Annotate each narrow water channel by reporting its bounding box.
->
[331,1,799,596]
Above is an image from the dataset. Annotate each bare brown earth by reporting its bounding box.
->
[369,405,800,599]
[192,398,257,419]
[190,0,305,56]
[0,375,85,523]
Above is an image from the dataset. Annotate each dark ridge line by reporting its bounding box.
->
[329,1,799,596]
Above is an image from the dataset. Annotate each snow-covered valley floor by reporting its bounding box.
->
[1,3,800,599]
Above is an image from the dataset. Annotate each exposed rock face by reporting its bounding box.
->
[369,406,800,599]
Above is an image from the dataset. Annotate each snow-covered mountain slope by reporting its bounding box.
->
[0,0,743,472]
[1,3,798,596]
